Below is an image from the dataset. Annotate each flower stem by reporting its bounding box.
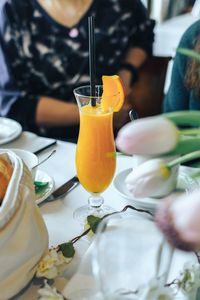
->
[180,128,200,135]
[107,151,132,157]
[68,205,153,245]
[167,150,200,169]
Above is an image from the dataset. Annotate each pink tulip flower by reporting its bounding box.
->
[155,189,200,251]
[116,117,179,155]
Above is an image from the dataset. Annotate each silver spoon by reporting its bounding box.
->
[32,150,56,169]
[129,109,138,121]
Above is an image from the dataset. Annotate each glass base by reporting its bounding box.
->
[73,204,116,224]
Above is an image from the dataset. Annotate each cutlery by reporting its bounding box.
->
[129,109,138,121]
[33,140,57,155]
[47,176,79,201]
[32,150,56,169]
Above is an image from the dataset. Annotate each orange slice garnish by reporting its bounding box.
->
[101,75,125,112]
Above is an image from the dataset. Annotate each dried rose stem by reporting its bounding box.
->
[195,252,200,264]
[70,205,152,245]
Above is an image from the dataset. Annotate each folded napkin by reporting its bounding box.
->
[1,131,56,154]
[0,150,48,299]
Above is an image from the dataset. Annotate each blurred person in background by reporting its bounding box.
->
[163,20,200,112]
[0,0,155,141]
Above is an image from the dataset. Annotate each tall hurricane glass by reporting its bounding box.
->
[74,85,116,223]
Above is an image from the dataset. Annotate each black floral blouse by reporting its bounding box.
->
[0,0,155,138]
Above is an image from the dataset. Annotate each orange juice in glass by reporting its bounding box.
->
[74,85,116,222]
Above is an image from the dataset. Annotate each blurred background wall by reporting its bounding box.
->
[141,0,196,22]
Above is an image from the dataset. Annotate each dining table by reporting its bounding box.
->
[1,130,200,300]
[1,130,134,299]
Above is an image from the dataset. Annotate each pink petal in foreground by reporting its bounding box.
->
[155,189,200,251]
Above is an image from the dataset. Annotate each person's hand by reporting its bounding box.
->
[113,69,134,133]
[117,69,132,96]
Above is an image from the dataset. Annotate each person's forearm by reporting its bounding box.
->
[118,47,148,93]
[36,96,79,126]
[125,47,147,68]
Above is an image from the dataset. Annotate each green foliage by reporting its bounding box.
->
[163,110,200,127]
[161,111,200,163]
[60,242,75,258]
[87,215,102,233]
[34,181,49,193]
[177,48,200,63]
[167,135,200,156]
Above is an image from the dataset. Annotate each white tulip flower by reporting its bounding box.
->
[126,150,200,198]
[125,158,178,198]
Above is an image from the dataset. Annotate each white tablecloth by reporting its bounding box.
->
[1,131,199,300]
[1,131,133,299]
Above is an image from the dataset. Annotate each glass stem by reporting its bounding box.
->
[88,193,104,209]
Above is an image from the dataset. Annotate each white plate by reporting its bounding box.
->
[0,117,22,145]
[35,170,54,204]
[113,166,200,211]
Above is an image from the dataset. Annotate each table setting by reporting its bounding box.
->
[0,121,133,299]
[1,104,200,300]
[62,211,199,300]
[0,117,22,145]
[1,16,200,300]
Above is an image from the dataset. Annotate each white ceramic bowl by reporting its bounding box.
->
[11,149,38,179]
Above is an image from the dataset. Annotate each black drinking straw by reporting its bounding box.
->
[88,16,96,106]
